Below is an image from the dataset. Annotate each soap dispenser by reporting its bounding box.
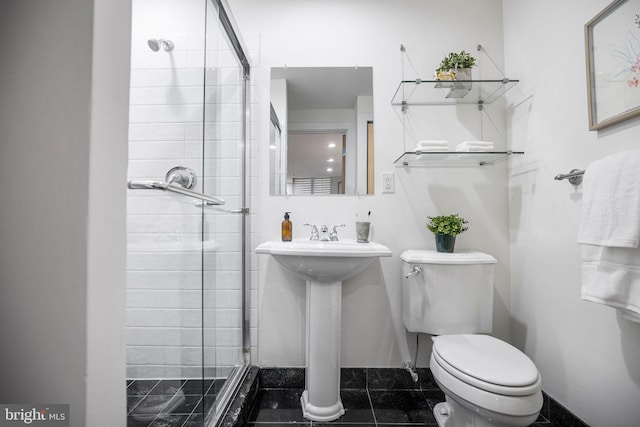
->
[281,212,292,241]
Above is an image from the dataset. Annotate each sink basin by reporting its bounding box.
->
[256,238,391,421]
[255,239,392,282]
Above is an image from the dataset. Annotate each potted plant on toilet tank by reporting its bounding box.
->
[426,214,468,253]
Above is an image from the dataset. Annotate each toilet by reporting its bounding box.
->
[401,250,543,427]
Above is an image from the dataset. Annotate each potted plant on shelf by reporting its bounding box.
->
[426,214,468,253]
[434,50,477,89]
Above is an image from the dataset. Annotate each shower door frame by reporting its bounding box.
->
[206,0,252,424]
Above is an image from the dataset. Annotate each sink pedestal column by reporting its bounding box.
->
[300,279,345,422]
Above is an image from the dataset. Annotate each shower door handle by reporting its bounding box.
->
[128,180,226,205]
[195,200,249,214]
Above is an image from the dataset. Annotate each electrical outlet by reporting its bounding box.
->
[382,172,395,193]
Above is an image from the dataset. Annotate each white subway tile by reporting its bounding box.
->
[127,308,164,326]
[127,346,165,365]
[129,142,168,160]
[129,123,186,142]
[127,366,165,380]
[127,327,165,346]
[165,347,201,366]
[127,271,202,290]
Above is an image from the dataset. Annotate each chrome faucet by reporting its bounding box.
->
[318,225,330,241]
[304,223,345,241]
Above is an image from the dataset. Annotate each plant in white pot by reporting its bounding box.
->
[426,214,468,253]
[434,50,477,89]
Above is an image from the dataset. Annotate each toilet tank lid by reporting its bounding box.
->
[400,250,496,264]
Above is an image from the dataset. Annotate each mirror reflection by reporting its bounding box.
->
[270,67,374,195]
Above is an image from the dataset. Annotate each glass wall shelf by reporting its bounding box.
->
[394,150,524,166]
[391,78,519,107]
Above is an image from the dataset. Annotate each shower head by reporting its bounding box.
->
[147,38,174,52]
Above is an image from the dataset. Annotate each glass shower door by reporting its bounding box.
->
[126,0,250,425]
[201,0,251,422]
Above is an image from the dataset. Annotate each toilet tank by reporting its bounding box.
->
[401,250,497,335]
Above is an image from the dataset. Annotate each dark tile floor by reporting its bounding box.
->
[245,368,575,427]
[248,388,444,426]
[246,368,445,426]
[126,378,224,427]
[128,369,589,427]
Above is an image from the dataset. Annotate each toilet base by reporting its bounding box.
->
[433,395,538,427]
[434,400,501,427]
[433,402,452,427]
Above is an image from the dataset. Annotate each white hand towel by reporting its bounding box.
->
[577,150,640,248]
[417,140,448,148]
[455,141,494,152]
[580,245,640,322]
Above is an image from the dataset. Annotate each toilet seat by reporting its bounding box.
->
[432,334,541,396]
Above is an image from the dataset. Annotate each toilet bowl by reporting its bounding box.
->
[400,250,543,427]
[430,334,542,427]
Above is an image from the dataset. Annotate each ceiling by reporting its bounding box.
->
[287,132,344,179]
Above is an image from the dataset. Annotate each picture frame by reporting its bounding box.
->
[585,0,640,130]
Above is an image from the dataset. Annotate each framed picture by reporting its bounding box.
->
[585,0,640,130]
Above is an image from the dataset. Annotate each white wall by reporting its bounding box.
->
[231,0,511,368]
[504,1,640,425]
[0,0,129,426]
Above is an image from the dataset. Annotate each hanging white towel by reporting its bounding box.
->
[580,245,640,322]
[577,149,640,248]
[577,149,640,322]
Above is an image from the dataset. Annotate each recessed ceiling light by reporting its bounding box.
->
[327,142,336,148]
[326,167,333,172]
[327,158,334,163]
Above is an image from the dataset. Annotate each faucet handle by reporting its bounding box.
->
[304,223,319,240]
[329,224,346,241]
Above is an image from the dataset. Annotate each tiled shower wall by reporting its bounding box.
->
[126,0,250,380]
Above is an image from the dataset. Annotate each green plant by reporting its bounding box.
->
[426,214,469,236]
[436,50,477,71]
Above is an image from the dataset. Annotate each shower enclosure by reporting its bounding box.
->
[126,0,251,425]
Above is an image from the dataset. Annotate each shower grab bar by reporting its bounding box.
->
[128,180,226,205]
[554,169,585,186]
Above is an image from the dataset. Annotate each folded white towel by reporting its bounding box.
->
[417,140,448,148]
[455,141,494,152]
[577,150,640,248]
[460,140,495,147]
[580,245,640,322]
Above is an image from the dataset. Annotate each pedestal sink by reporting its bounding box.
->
[256,239,392,421]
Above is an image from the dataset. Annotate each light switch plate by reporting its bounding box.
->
[382,172,394,193]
